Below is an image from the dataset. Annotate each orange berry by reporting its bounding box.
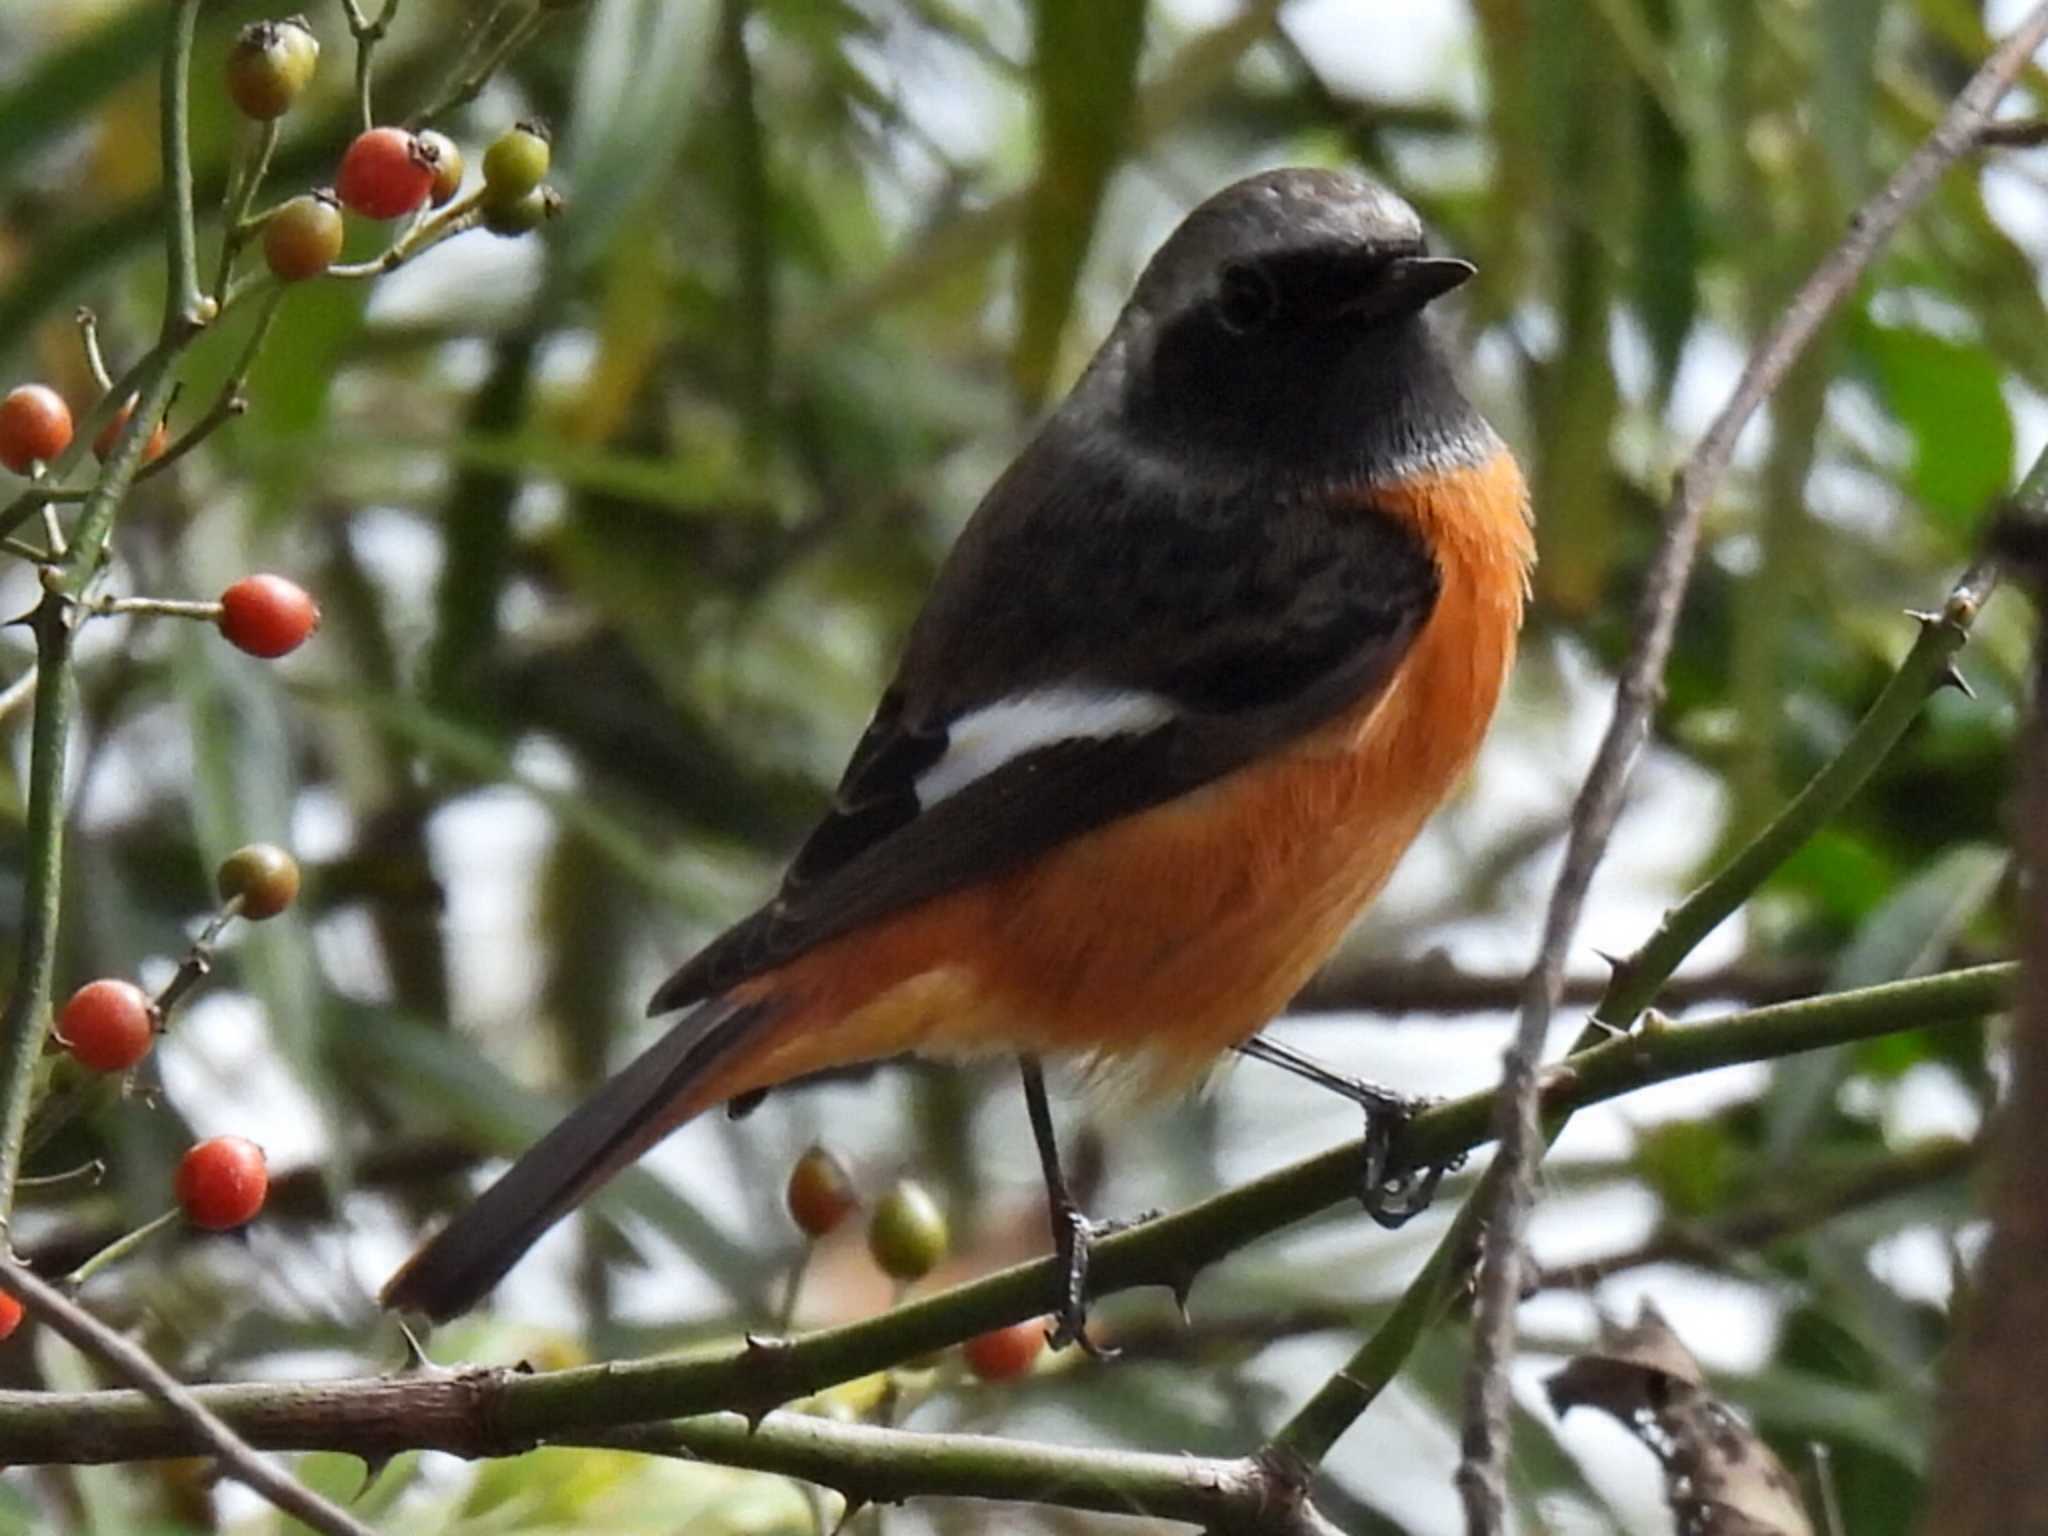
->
[0,385,72,474]
[786,1144,858,1239]
[217,574,320,658]
[93,396,169,464]
[418,130,463,207]
[263,192,344,282]
[963,1318,1047,1382]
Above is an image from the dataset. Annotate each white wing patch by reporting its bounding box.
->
[915,686,1177,807]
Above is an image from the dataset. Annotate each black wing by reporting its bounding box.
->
[650,422,1439,1015]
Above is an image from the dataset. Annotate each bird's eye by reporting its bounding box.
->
[1216,261,1280,334]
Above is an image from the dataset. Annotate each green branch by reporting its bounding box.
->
[0,963,2007,1471]
[1596,556,2000,1030]
[1264,964,2009,1470]
[159,0,204,332]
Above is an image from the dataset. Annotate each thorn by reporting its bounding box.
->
[1939,662,1977,699]
[1589,947,1624,970]
[829,1499,868,1535]
[1168,1270,1198,1326]
[351,1453,393,1501]
[1904,607,1941,627]
[1582,1015,1630,1040]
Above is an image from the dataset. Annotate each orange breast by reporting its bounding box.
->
[702,449,1533,1106]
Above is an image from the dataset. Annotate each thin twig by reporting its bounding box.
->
[1456,14,2048,1528]
[0,1260,377,1536]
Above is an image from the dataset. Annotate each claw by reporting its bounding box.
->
[1357,1099,1451,1229]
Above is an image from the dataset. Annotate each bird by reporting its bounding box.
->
[380,167,1534,1342]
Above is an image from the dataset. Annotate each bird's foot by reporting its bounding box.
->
[1045,1204,1158,1357]
[1357,1095,1456,1229]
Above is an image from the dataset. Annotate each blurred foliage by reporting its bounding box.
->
[0,0,2036,1532]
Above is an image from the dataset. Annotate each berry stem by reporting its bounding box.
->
[339,0,402,135]
[327,193,486,278]
[775,1240,815,1334]
[62,1207,179,1294]
[74,309,112,393]
[214,118,282,301]
[89,596,226,622]
[152,899,246,1021]
[16,1158,105,1194]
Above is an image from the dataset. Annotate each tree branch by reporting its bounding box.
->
[0,964,2007,1477]
[1456,11,2048,1528]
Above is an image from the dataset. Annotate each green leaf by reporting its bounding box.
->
[1863,322,2015,535]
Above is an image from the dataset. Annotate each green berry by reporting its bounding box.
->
[866,1180,947,1282]
[481,122,551,203]
[482,185,563,237]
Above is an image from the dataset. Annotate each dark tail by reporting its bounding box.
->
[379,997,772,1322]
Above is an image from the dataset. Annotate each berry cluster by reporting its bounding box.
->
[8,843,308,1334]
[0,5,556,1357]
[782,1146,1049,1386]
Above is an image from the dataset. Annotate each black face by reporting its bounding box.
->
[1079,169,1489,484]
[1116,237,1481,483]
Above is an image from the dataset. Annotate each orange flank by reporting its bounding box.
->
[676,449,1535,1112]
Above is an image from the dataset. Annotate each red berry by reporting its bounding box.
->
[0,384,72,475]
[481,122,550,203]
[175,1136,269,1230]
[963,1318,1047,1382]
[418,130,464,207]
[216,574,320,658]
[225,17,320,121]
[336,127,436,220]
[786,1144,858,1239]
[0,1291,22,1342]
[93,396,169,464]
[262,192,344,282]
[56,979,155,1073]
[216,843,301,920]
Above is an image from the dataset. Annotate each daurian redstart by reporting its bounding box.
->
[382,167,1533,1331]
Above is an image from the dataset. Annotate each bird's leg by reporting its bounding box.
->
[1235,1032,1450,1228]
[1019,1055,1120,1357]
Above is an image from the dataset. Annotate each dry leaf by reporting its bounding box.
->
[1547,1302,1814,1536]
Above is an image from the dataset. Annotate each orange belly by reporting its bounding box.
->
[703,451,1533,1105]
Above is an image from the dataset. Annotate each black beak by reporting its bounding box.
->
[1342,255,1475,325]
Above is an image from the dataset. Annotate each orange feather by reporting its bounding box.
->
[672,449,1534,1112]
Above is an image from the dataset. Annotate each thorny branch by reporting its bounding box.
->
[1456,13,2048,1529]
